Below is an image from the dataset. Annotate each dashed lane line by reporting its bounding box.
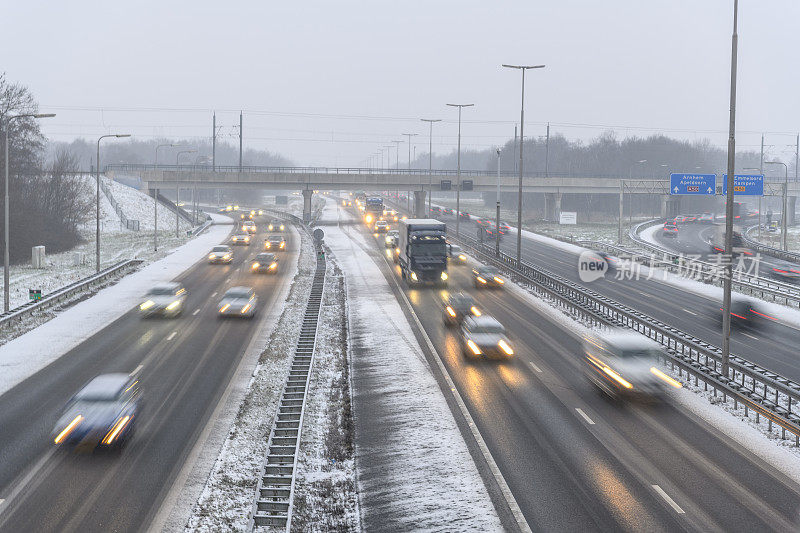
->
[192,309,200,316]
[167,331,177,341]
[575,408,595,425]
[652,484,685,514]
[529,361,543,373]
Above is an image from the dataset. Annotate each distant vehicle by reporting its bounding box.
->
[443,292,481,327]
[475,218,491,227]
[583,329,680,400]
[265,235,287,251]
[267,220,285,232]
[472,266,505,288]
[709,223,752,256]
[139,282,187,317]
[231,233,251,246]
[218,286,258,318]
[258,209,265,216]
[241,220,257,234]
[498,222,511,235]
[373,220,389,233]
[460,315,514,360]
[662,223,678,238]
[364,197,384,224]
[674,215,688,224]
[595,251,619,273]
[769,262,800,283]
[698,212,714,223]
[448,243,467,264]
[720,295,776,330]
[430,206,441,215]
[442,208,454,216]
[477,225,502,243]
[52,373,141,451]
[248,210,257,219]
[684,214,698,223]
[386,209,399,222]
[458,211,471,221]
[208,245,233,264]
[397,219,448,286]
[385,230,400,249]
[251,252,279,274]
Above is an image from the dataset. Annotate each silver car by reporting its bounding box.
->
[139,282,187,317]
[52,373,141,451]
[460,316,514,360]
[218,286,258,318]
[208,245,233,264]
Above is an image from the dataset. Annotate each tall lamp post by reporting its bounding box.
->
[3,112,55,312]
[97,133,130,273]
[721,0,739,378]
[765,161,788,251]
[176,149,197,234]
[421,119,441,215]
[496,148,501,257]
[155,143,177,166]
[446,103,473,237]
[402,133,418,214]
[502,63,545,266]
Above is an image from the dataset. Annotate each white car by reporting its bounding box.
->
[208,245,233,264]
[218,286,258,318]
[241,220,257,234]
[139,282,188,317]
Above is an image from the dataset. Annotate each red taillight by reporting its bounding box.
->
[750,309,778,321]
[774,269,789,274]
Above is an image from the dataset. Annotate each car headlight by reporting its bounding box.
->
[140,300,155,311]
[411,272,418,281]
[280,225,284,230]
[268,225,273,230]
[241,303,251,314]
[252,262,260,269]
[269,262,277,270]
[280,242,285,248]
[446,306,456,317]
[54,414,84,444]
[224,254,231,259]
[467,340,482,355]
[470,306,481,316]
[244,237,250,242]
[476,276,487,284]
[493,277,505,284]
[365,214,373,224]
[458,254,467,261]
[441,272,448,281]
[166,300,181,311]
[219,304,230,313]
[498,339,514,355]
[208,254,215,259]
[265,242,271,248]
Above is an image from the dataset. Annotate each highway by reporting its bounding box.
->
[340,203,800,532]
[0,218,298,532]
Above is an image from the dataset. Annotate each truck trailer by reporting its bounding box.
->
[397,219,449,287]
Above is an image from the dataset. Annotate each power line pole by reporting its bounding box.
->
[545,122,550,177]
[239,111,243,172]
[446,103,474,238]
[759,133,764,241]
[421,119,441,216]
[212,112,216,172]
[514,125,518,174]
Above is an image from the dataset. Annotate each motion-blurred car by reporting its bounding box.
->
[218,286,258,318]
[768,261,800,283]
[720,295,776,330]
[231,233,251,246]
[460,316,514,360]
[698,212,714,223]
[448,243,467,264]
[498,222,511,235]
[52,373,141,451]
[442,208,454,216]
[472,266,505,288]
[595,251,619,273]
[430,206,441,215]
[251,252,279,274]
[684,214,698,223]
[674,215,688,224]
[458,211,471,221]
[139,282,187,317]
[373,220,389,233]
[662,223,678,238]
[264,235,286,251]
[385,230,400,249]
[583,329,680,400]
[443,292,481,327]
[208,245,233,264]
[267,220,285,232]
[258,209,265,216]
[241,220,257,234]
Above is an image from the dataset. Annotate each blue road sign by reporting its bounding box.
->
[721,174,764,196]
[670,173,716,195]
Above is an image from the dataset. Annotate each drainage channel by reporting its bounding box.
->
[249,242,326,531]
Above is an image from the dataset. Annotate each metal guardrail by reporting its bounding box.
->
[187,218,213,237]
[0,259,144,328]
[742,225,800,264]
[100,181,140,231]
[450,232,800,444]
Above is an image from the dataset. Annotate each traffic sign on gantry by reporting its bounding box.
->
[669,173,716,195]
[720,174,764,196]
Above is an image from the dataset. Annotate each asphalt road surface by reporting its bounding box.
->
[0,218,298,533]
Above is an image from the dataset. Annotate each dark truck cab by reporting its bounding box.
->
[398,219,448,287]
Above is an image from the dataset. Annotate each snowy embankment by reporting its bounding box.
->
[7,176,193,309]
[0,216,231,396]
[322,201,502,531]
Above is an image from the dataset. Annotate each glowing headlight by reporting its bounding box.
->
[54,414,84,444]
[494,277,505,284]
[140,300,155,311]
[280,225,285,230]
[219,304,230,313]
[268,225,273,230]
[241,303,251,314]
[477,276,487,284]
[224,254,231,259]
[365,214,373,224]
[244,237,250,242]
[650,367,683,388]
[165,300,181,311]
[441,272,448,281]
[498,339,514,355]
[265,242,271,248]
[280,242,285,248]
[410,272,418,281]
[269,262,277,269]
[470,306,481,316]
[208,254,215,259]
[446,306,456,317]
[467,340,482,355]
[252,262,260,269]
[458,254,467,261]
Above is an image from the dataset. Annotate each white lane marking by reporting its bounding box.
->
[529,361,543,373]
[167,331,177,341]
[575,408,595,425]
[192,309,200,316]
[742,332,759,340]
[652,484,685,514]
[682,308,698,316]
[130,364,143,377]
[211,291,217,297]
[0,498,5,505]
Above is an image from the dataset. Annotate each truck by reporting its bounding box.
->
[364,197,384,224]
[709,222,752,256]
[397,219,449,287]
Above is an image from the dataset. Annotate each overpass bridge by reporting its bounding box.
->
[106,164,799,222]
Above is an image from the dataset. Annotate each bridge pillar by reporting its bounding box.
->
[788,196,797,226]
[302,189,313,223]
[544,193,562,221]
[660,195,681,218]
[413,190,427,218]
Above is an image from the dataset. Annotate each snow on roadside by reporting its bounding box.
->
[323,201,502,531]
[0,218,231,395]
[184,223,315,532]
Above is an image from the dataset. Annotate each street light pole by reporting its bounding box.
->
[3,113,55,312]
[176,149,197,234]
[496,148,501,257]
[402,133,418,214]
[503,63,545,266]
[446,104,474,237]
[155,143,177,166]
[97,133,130,273]
[721,0,739,378]
[421,119,441,216]
[765,161,788,251]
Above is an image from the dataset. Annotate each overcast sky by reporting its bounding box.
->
[3,0,799,167]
